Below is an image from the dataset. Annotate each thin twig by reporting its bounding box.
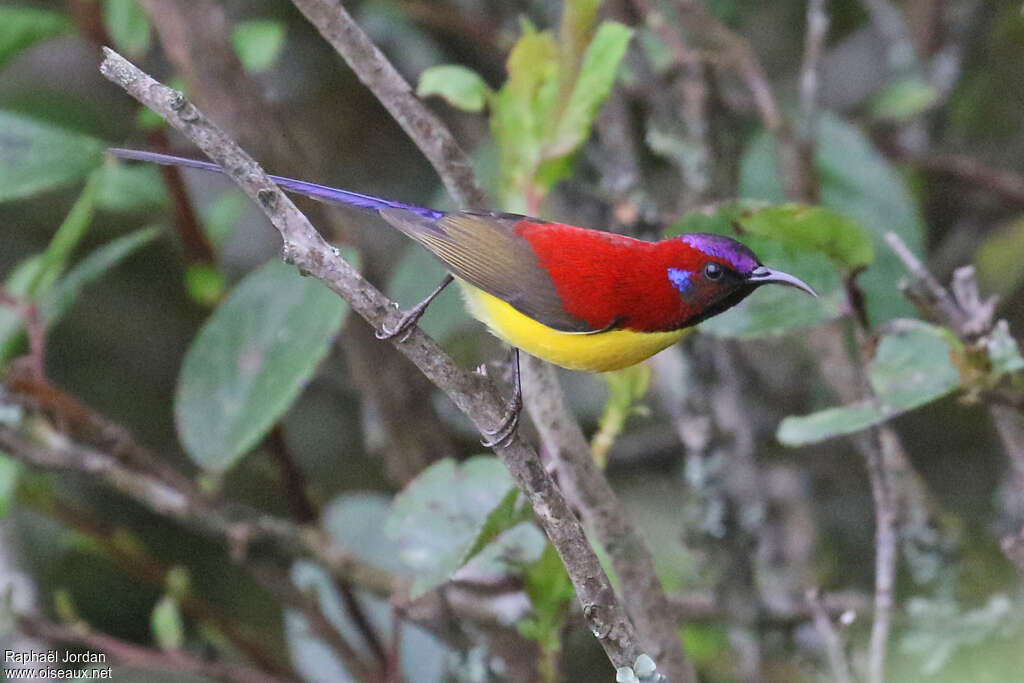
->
[98,48,642,672]
[798,0,829,146]
[908,153,1024,209]
[859,429,897,683]
[806,588,854,683]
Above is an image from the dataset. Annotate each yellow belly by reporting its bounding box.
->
[460,282,690,372]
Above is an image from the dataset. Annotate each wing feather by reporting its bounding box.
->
[379,210,596,333]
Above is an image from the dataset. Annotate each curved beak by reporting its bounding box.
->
[747,266,818,297]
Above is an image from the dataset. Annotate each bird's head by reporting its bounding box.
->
[668,233,817,327]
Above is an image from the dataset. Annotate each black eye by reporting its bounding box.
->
[703,262,724,281]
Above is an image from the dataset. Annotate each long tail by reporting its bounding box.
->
[109,148,444,219]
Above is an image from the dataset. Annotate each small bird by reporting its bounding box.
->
[111,148,815,444]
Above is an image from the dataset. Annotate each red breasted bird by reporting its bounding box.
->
[111,148,815,444]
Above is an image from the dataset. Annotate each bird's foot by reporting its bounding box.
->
[376,273,454,342]
[480,349,522,448]
[375,301,429,342]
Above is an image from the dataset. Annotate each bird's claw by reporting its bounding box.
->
[480,395,522,448]
[375,308,421,342]
[480,350,523,448]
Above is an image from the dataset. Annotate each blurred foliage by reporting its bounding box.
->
[1,0,1024,682]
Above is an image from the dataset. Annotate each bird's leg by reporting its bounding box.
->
[481,348,522,448]
[376,273,454,342]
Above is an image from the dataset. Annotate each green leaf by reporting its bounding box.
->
[592,364,651,467]
[0,454,20,518]
[518,543,574,653]
[175,260,349,472]
[550,21,633,156]
[0,6,72,69]
[96,161,169,213]
[667,202,846,338]
[974,216,1024,298]
[492,28,560,210]
[103,0,150,58]
[778,321,963,446]
[322,493,409,575]
[417,65,492,112]
[151,595,184,651]
[201,191,247,248]
[739,113,925,323]
[871,77,940,122]
[385,456,541,598]
[39,226,160,326]
[184,264,226,308]
[0,110,103,203]
[0,173,102,362]
[232,19,286,74]
[736,203,874,270]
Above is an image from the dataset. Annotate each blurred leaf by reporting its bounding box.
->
[778,321,963,445]
[322,493,409,575]
[286,561,448,683]
[681,624,731,667]
[232,19,286,74]
[151,595,184,651]
[39,226,160,326]
[592,364,651,467]
[0,454,20,518]
[0,6,72,69]
[737,203,874,270]
[975,216,1024,298]
[739,113,924,323]
[0,110,103,203]
[184,263,226,308]
[984,320,1024,377]
[871,77,940,122]
[201,190,247,248]
[102,0,150,58]
[518,543,574,654]
[96,161,169,213]
[550,21,632,156]
[417,65,492,112]
[386,456,525,598]
[0,173,101,362]
[492,27,560,210]
[34,171,102,294]
[667,202,845,338]
[176,260,348,472]
[900,595,1020,676]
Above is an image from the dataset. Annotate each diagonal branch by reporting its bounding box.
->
[98,48,642,673]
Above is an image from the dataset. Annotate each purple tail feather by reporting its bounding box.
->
[109,148,444,220]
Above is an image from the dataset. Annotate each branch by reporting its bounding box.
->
[673,0,813,201]
[98,49,642,672]
[289,0,487,209]
[0,402,393,597]
[521,357,697,683]
[16,613,294,683]
[908,153,1024,209]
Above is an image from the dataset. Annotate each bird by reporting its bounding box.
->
[110,148,816,445]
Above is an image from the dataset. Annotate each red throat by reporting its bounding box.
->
[516,221,710,332]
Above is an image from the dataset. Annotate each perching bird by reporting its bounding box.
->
[111,148,816,444]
